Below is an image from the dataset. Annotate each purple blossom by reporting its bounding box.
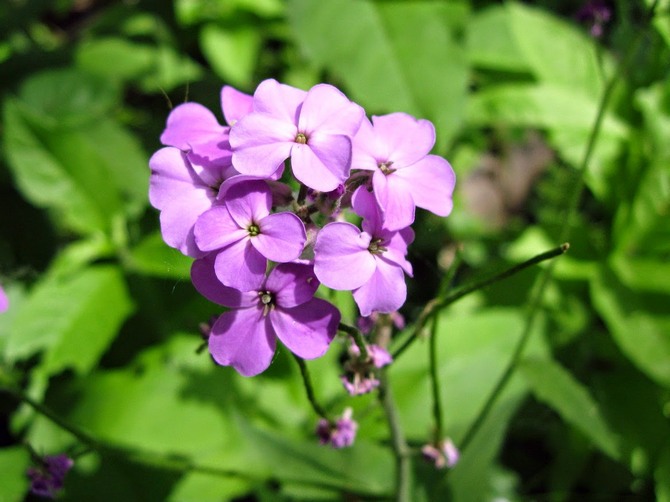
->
[357,311,405,334]
[27,454,73,499]
[192,257,340,376]
[316,408,358,448]
[230,79,365,192]
[421,438,459,469]
[351,112,456,230]
[576,0,612,38]
[341,343,392,395]
[314,187,414,316]
[0,284,8,313]
[194,180,307,291]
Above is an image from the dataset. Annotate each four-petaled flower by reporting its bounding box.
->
[314,187,414,316]
[230,79,365,192]
[194,180,307,291]
[316,408,358,448]
[351,112,456,230]
[192,257,340,376]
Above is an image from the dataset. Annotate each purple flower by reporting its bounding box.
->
[316,408,358,448]
[27,454,73,499]
[351,113,456,230]
[576,1,612,38]
[314,187,414,316]
[357,311,405,334]
[149,147,227,257]
[192,257,340,376]
[230,79,365,192]
[194,180,307,291]
[0,284,8,313]
[421,438,459,469]
[341,343,392,395]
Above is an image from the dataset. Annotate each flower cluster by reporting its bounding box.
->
[149,79,455,377]
[27,454,73,499]
[315,408,358,448]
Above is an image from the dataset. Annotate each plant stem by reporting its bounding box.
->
[392,243,569,359]
[428,316,443,444]
[378,371,411,502]
[338,322,369,360]
[292,355,329,420]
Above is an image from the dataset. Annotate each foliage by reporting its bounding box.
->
[1,0,669,500]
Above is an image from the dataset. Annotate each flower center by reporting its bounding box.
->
[378,161,395,175]
[295,132,308,144]
[368,238,387,255]
[247,223,260,237]
[259,291,275,316]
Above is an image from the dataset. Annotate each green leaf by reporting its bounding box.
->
[656,446,670,502]
[129,231,192,279]
[6,265,134,375]
[15,68,118,129]
[519,357,620,460]
[0,446,30,502]
[466,5,531,73]
[76,38,155,82]
[288,0,469,149]
[4,71,149,234]
[200,24,261,89]
[506,2,607,98]
[591,268,670,388]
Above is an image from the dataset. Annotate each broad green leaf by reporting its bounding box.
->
[288,0,469,149]
[591,268,670,388]
[610,254,670,295]
[6,265,133,375]
[15,68,118,129]
[129,231,192,279]
[519,358,620,459]
[657,446,670,502]
[137,45,203,93]
[506,2,607,98]
[200,24,261,89]
[176,0,283,25]
[169,472,250,502]
[4,70,149,234]
[0,446,30,502]
[466,5,531,72]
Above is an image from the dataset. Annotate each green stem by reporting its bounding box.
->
[338,322,369,360]
[293,355,329,420]
[392,243,569,359]
[378,371,411,502]
[428,316,443,444]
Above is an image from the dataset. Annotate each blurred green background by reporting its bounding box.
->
[1,0,669,500]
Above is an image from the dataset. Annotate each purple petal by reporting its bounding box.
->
[191,254,255,308]
[394,155,456,217]
[266,262,319,308]
[221,85,253,125]
[372,170,415,231]
[0,285,8,313]
[271,298,339,359]
[252,78,306,123]
[253,212,306,263]
[214,239,267,291]
[224,180,272,228]
[291,135,350,192]
[209,307,276,376]
[298,84,364,137]
[194,205,247,252]
[350,117,381,172]
[371,113,435,168]
[313,222,376,290]
[353,259,407,316]
[149,148,215,257]
[352,186,383,233]
[160,102,226,150]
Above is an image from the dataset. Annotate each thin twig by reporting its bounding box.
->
[292,355,329,420]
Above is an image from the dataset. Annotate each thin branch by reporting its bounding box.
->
[428,316,443,444]
[292,355,329,420]
[392,243,569,359]
[338,322,369,360]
